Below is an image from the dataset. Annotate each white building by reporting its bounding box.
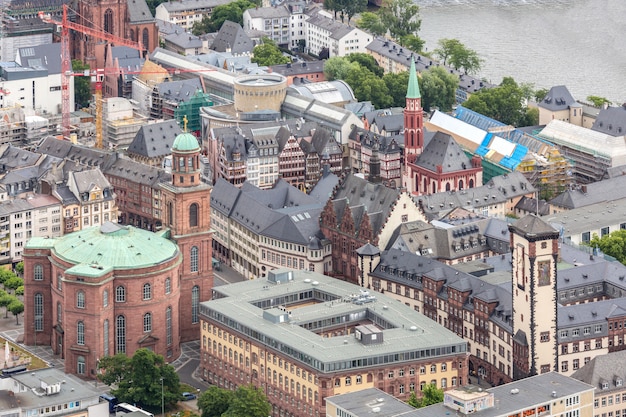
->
[305,10,371,57]
[243,6,291,47]
[0,43,73,116]
[155,0,232,31]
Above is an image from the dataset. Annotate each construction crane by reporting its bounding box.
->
[38,4,143,143]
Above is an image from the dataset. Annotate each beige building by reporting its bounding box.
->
[66,169,118,230]
[199,269,468,417]
[572,350,626,417]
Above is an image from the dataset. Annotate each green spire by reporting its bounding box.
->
[406,57,421,99]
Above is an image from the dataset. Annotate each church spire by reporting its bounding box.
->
[406,57,421,99]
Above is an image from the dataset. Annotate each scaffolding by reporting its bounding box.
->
[173,89,213,134]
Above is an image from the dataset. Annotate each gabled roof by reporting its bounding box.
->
[157,78,203,103]
[537,85,577,111]
[591,104,626,137]
[571,350,626,392]
[509,214,558,238]
[127,120,182,158]
[415,131,472,173]
[127,0,154,23]
[211,20,254,54]
[69,169,112,194]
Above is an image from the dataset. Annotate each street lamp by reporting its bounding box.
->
[160,377,164,417]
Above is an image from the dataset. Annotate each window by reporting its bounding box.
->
[165,278,171,294]
[192,286,199,324]
[582,232,591,243]
[57,302,62,324]
[345,376,351,386]
[103,320,109,357]
[34,264,43,280]
[103,290,108,307]
[116,315,126,353]
[77,356,86,375]
[143,313,152,332]
[143,283,152,300]
[573,359,579,370]
[430,364,437,373]
[57,274,62,291]
[191,246,199,272]
[77,321,85,345]
[116,286,126,302]
[441,378,447,388]
[166,307,172,345]
[189,203,198,227]
[34,293,43,331]
[76,291,85,308]
[561,361,568,372]
[441,363,447,372]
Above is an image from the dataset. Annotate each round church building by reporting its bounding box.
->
[23,222,183,379]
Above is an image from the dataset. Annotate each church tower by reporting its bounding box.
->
[509,215,559,379]
[161,126,213,342]
[402,57,424,192]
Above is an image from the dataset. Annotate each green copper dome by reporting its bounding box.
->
[172,132,200,152]
[30,222,179,270]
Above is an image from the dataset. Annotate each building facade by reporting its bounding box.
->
[199,269,468,417]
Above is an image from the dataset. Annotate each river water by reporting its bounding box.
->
[417,0,626,104]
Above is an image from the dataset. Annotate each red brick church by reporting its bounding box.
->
[73,0,159,68]
[23,131,213,378]
[402,59,483,195]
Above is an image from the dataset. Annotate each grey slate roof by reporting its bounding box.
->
[537,85,577,111]
[156,19,186,37]
[210,178,326,245]
[330,174,400,237]
[103,155,172,186]
[157,78,203,103]
[306,13,355,41]
[0,144,41,171]
[210,21,254,54]
[165,32,203,49]
[244,5,290,19]
[70,169,112,194]
[549,176,626,209]
[127,120,182,158]
[509,214,558,238]
[591,104,626,136]
[17,43,61,74]
[127,0,154,23]
[308,168,339,204]
[415,131,472,173]
[571,349,626,391]
[558,298,626,334]
[270,60,325,77]
[515,196,550,216]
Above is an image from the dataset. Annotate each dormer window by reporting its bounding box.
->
[616,379,623,387]
[602,382,609,390]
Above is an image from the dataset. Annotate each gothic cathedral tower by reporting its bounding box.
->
[402,58,424,191]
[509,215,559,379]
[161,129,213,342]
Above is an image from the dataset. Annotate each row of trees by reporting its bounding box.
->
[325,53,458,111]
[0,268,24,324]
[192,0,260,36]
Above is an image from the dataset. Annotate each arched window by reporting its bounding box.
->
[190,246,199,272]
[143,283,151,300]
[104,9,114,34]
[143,313,152,332]
[189,203,198,227]
[77,356,86,374]
[116,286,125,302]
[34,264,43,280]
[192,286,199,323]
[116,315,126,353]
[103,319,109,357]
[168,201,174,226]
[142,28,149,51]
[57,302,62,324]
[165,278,171,294]
[459,179,464,190]
[166,307,172,346]
[129,29,135,41]
[34,293,43,331]
[77,291,85,308]
[469,179,474,188]
[445,182,451,192]
[57,274,62,291]
[103,289,109,307]
[77,321,85,345]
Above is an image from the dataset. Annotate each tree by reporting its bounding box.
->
[463,77,537,127]
[191,0,258,35]
[251,38,290,66]
[346,53,383,78]
[0,293,13,319]
[15,286,24,296]
[534,88,549,102]
[342,0,367,25]
[4,276,24,293]
[8,299,23,325]
[434,38,482,74]
[72,59,91,109]
[420,66,459,112]
[345,65,392,109]
[98,349,180,410]
[198,386,234,417]
[379,0,421,43]
[356,12,386,37]
[324,57,359,81]
[323,0,342,20]
[400,34,425,54]
[407,390,419,408]
[223,385,271,417]
[587,95,612,108]
[0,269,15,285]
[383,71,410,108]
[588,230,626,264]
[418,383,444,407]
[14,262,23,276]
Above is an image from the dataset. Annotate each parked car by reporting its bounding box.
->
[181,392,197,401]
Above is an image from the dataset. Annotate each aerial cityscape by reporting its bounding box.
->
[0,0,623,416]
